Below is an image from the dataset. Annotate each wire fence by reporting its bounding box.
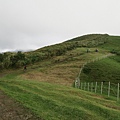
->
[76,53,115,89]
[75,81,120,101]
[75,54,119,101]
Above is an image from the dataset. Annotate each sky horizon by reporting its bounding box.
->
[0,0,120,53]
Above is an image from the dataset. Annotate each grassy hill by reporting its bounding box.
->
[0,34,120,119]
[79,35,120,83]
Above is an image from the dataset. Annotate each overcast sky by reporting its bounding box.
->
[0,0,120,52]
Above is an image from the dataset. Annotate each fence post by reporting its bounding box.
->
[108,81,110,97]
[75,81,76,88]
[78,78,80,88]
[117,83,119,101]
[75,79,77,88]
[88,83,89,91]
[101,82,103,94]
[95,82,97,93]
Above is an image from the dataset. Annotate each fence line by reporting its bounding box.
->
[75,53,115,89]
[108,81,110,97]
[79,81,120,101]
[117,83,119,101]
[74,53,118,100]
[101,82,103,94]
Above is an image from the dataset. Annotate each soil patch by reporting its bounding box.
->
[0,90,42,120]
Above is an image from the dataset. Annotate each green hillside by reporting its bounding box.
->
[79,36,120,83]
[80,56,120,83]
[0,34,120,120]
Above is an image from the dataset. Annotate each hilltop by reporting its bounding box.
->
[0,34,120,120]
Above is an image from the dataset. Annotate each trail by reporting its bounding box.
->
[0,90,42,120]
[0,70,42,120]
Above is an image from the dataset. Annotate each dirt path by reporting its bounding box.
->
[0,90,42,120]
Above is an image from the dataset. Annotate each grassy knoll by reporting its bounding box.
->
[0,73,120,120]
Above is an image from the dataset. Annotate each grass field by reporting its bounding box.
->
[0,73,120,120]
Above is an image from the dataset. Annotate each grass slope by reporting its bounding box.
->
[99,36,120,53]
[80,56,120,83]
[22,47,110,87]
[80,35,120,84]
[0,74,120,120]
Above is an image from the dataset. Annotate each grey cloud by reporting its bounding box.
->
[0,0,120,52]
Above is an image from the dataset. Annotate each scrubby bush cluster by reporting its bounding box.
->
[0,51,26,69]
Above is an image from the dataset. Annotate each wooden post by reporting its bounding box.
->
[77,78,80,88]
[117,83,119,101]
[101,82,103,94]
[108,81,110,97]
[88,83,89,91]
[95,82,97,93]
[75,79,77,88]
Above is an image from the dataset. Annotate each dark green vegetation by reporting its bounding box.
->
[0,34,120,120]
